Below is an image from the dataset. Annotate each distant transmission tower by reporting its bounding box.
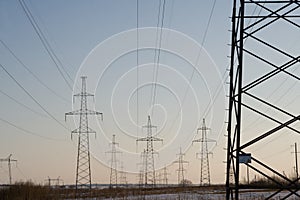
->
[45,176,63,187]
[137,149,146,186]
[106,134,121,188]
[0,154,17,185]
[119,162,128,185]
[136,115,163,186]
[65,76,103,191]
[138,169,143,186]
[162,166,170,185]
[193,118,215,186]
[157,172,162,185]
[173,147,188,185]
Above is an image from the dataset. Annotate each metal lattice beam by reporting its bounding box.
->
[137,116,163,186]
[226,1,300,199]
[65,76,103,193]
[193,118,216,186]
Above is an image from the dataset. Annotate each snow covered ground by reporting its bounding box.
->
[100,190,299,200]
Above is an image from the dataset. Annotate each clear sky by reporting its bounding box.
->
[0,0,299,186]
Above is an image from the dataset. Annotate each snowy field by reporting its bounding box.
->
[99,190,300,200]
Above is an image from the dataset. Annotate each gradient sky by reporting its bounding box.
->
[0,0,299,185]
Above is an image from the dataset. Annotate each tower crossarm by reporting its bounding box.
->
[73,92,94,98]
[71,127,96,134]
[105,150,122,154]
[65,110,103,120]
[137,136,163,142]
[192,138,216,144]
[173,160,189,164]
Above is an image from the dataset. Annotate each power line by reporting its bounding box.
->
[166,0,219,137]
[180,0,217,106]
[0,88,47,118]
[202,70,228,119]
[18,0,74,91]
[0,63,70,132]
[16,165,27,180]
[0,116,65,141]
[151,0,166,118]
[0,39,69,103]
[136,0,140,140]
[149,0,162,110]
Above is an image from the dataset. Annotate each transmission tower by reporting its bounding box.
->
[156,171,162,185]
[138,169,144,186]
[65,76,103,191]
[45,176,63,187]
[106,134,121,188]
[162,166,170,185]
[119,162,128,185]
[136,115,163,186]
[156,167,169,185]
[291,143,300,181]
[137,149,146,187]
[0,154,17,185]
[193,118,215,186]
[226,1,300,199]
[173,147,188,185]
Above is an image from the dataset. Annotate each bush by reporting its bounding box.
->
[0,181,61,200]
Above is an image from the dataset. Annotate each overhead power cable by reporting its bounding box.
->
[166,0,218,134]
[18,0,74,91]
[149,0,163,110]
[136,0,140,141]
[0,89,47,118]
[150,0,166,117]
[180,0,217,113]
[0,39,69,103]
[0,63,70,132]
[0,116,65,141]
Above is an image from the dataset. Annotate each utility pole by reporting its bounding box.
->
[0,154,17,185]
[292,142,299,181]
[136,115,163,186]
[106,134,121,188]
[65,76,103,191]
[173,147,188,186]
[193,118,216,186]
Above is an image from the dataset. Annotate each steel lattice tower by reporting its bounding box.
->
[106,134,121,188]
[137,115,163,186]
[0,154,17,185]
[193,118,215,186]
[137,149,146,186]
[119,162,128,185]
[226,1,300,199]
[65,76,102,191]
[162,166,169,185]
[173,147,188,185]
